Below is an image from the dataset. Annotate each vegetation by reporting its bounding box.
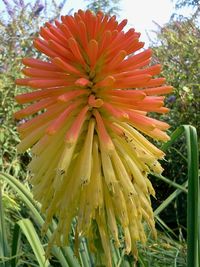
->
[0,0,199,266]
[150,2,200,244]
[152,14,200,134]
[85,0,121,15]
[173,0,200,9]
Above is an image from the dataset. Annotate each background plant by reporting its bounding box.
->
[151,15,200,134]
[148,2,200,240]
[85,0,121,15]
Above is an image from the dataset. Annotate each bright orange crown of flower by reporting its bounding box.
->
[15,10,172,265]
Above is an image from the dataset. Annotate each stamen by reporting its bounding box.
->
[75,78,92,87]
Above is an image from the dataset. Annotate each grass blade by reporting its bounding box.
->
[161,126,184,152]
[0,172,80,267]
[155,216,177,237]
[157,125,199,266]
[160,125,199,267]
[0,187,10,267]
[11,223,21,267]
[152,173,188,193]
[154,181,188,216]
[78,238,91,267]
[17,218,50,267]
[184,125,199,267]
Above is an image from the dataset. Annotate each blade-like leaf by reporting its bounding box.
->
[0,172,80,267]
[184,125,199,267]
[11,223,21,267]
[154,181,188,216]
[161,126,185,152]
[0,187,10,267]
[158,125,199,267]
[17,218,50,267]
[152,173,188,193]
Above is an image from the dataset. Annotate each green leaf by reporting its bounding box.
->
[161,126,185,152]
[152,173,188,193]
[78,237,92,267]
[11,223,21,267]
[0,172,80,267]
[0,187,10,267]
[158,125,199,267]
[17,218,50,267]
[154,180,188,216]
[184,125,199,267]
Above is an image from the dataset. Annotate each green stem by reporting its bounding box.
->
[184,125,199,267]
[152,173,188,193]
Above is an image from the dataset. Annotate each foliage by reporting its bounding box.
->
[173,0,200,9]
[149,10,200,248]
[85,0,121,15]
[151,17,200,135]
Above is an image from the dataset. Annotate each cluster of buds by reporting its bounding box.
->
[15,10,172,266]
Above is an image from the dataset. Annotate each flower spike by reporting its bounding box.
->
[15,10,173,266]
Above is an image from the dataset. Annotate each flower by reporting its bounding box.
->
[167,95,176,104]
[15,10,173,266]
[34,3,44,16]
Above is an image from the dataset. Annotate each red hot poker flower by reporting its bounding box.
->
[15,10,173,266]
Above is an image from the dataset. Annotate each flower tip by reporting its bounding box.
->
[95,76,116,88]
[21,68,28,76]
[146,48,153,57]
[157,64,162,72]
[164,135,170,142]
[88,95,104,108]
[48,39,54,46]
[120,49,127,57]
[61,15,65,21]
[75,78,91,87]
[15,95,20,103]
[46,127,56,136]
[15,79,26,85]
[118,19,128,31]
[14,110,23,120]
[57,95,66,102]
[33,39,37,47]
[22,58,27,65]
